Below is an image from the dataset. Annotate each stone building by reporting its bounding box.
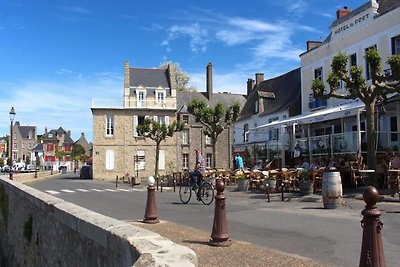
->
[91,61,246,180]
[11,121,37,165]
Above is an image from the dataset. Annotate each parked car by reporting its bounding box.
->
[80,165,92,179]
[26,165,36,171]
[1,165,10,172]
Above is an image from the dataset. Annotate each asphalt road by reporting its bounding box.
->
[27,174,400,267]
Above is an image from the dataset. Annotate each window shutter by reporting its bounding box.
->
[153,115,158,122]
[106,150,115,170]
[133,115,138,137]
[165,116,169,126]
[159,150,165,170]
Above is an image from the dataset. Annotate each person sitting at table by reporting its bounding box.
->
[327,158,336,170]
[309,159,320,170]
[253,160,263,171]
[297,157,310,170]
[390,154,400,169]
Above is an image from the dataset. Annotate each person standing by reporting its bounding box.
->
[189,149,205,200]
[235,154,244,170]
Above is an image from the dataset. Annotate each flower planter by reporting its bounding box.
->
[299,180,313,195]
[236,179,248,191]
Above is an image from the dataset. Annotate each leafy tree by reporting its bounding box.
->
[72,144,86,168]
[0,158,4,167]
[55,148,66,167]
[160,61,197,92]
[35,155,41,169]
[137,118,184,178]
[25,155,31,165]
[187,99,241,168]
[312,48,400,186]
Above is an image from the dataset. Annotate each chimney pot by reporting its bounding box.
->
[336,6,352,19]
[206,62,213,101]
[255,73,264,86]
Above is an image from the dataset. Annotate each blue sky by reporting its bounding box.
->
[0,0,367,142]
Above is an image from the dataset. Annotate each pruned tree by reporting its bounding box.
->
[160,61,197,92]
[137,118,184,178]
[72,144,86,168]
[187,99,241,168]
[55,147,66,167]
[311,48,400,186]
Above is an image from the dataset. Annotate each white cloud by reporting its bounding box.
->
[216,30,255,45]
[0,75,121,142]
[162,23,209,53]
[227,17,283,32]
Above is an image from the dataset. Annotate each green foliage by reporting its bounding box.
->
[0,158,4,167]
[0,185,9,228]
[23,214,33,244]
[187,98,241,168]
[137,118,184,177]
[299,170,311,182]
[72,144,85,159]
[35,155,41,167]
[25,155,31,165]
[310,47,400,186]
[160,61,196,92]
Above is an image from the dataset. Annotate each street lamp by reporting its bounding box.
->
[9,107,16,180]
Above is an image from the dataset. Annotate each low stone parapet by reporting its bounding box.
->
[0,178,197,266]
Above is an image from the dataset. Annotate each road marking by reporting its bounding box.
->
[76,189,90,192]
[105,189,118,192]
[118,189,131,192]
[46,190,60,195]
[90,189,104,192]
[61,189,75,193]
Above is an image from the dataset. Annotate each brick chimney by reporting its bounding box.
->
[306,41,322,51]
[255,73,264,86]
[247,78,255,96]
[336,6,352,19]
[206,62,213,101]
[45,127,48,135]
[67,130,71,137]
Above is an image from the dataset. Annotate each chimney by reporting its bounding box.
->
[67,130,71,137]
[247,78,255,96]
[206,62,213,101]
[255,73,264,86]
[336,6,352,19]
[45,127,48,135]
[306,41,322,51]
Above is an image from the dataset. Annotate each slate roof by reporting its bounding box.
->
[177,91,247,114]
[43,127,74,143]
[238,68,301,121]
[17,125,36,139]
[32,143,43,152]
[129,68,171,89]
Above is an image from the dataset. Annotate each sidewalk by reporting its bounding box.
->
[134,220,333,267]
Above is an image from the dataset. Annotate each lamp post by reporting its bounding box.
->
[9,107,16,180]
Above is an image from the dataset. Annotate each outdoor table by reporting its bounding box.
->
[357,169,375,189]
[387,169,400,197]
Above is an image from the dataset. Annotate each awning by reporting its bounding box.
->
[253,99,364,131]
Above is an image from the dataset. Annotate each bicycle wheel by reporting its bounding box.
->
[200,181,214,205]
[179,181,192,204]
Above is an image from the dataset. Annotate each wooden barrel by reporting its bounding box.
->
[322,171,343,209]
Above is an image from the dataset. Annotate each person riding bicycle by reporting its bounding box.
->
[189,149,205,200]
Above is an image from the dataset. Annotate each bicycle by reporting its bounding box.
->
[179,176,215,205]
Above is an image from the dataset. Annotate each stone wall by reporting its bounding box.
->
[0,178,197,267]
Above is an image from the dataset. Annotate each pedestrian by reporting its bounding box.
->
[234,153,244,170]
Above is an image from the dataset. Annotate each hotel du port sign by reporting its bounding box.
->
[334,12,371,35]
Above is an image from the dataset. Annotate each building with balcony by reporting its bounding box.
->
[92,61,246,180]
[249,0,400,167]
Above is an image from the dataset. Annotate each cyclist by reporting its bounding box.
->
[189,149,205,200]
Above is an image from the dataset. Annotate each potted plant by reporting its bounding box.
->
[298,169,313,195]
[263,175,277,192]
[235,170,248,191]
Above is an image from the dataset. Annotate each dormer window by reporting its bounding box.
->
[48,133,53,138]
[156,90,165,103]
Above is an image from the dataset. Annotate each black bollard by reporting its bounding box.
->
[160,179,163,193]
[359,186,386,267]
[34,170,37,179]
[281,182,284,201]
[143,176,159,224]
[115,175,119,188]
[173,179,176,192]
[131,176,134,188]
[156,177,159,191]
[209,179,231,247]
[266,182,270,202]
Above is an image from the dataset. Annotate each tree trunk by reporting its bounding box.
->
[212,137,217,169]
[365,101,378,187]
[155,142,160,178]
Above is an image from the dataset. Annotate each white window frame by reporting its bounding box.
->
[137,90,146,107]
[105,149,115,170]
[182,115,189,125]
[206,154,212,168]
[156,90,166,104]
[135,150,146,170]
[205,134,211,145]
[182,130,189,145]
[106,115,114,137]
[182,153,189,169]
